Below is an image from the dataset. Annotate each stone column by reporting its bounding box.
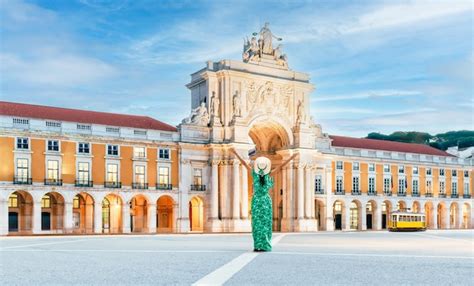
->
[210,160,219,219]
[64,201,74,234]
[0,198,9,235]
[148,203,157,233]
[297,164,304,219]
[361,204,367,231]
[325,168,334,231]
[122,203,131,233]
[32,199,42,234]
[457,206,464,229]
[288,165,294,221]
[344,204,351,231]
[282,167,287,219]
[310,168,316,219]
[221,162,229,219]
[94,202,102,234]
[432,205,438,229]
[375,203,382,230]
[232,160,240,220]
[177,159,191,233]
[304,166,312,219]
[241,164,249,219]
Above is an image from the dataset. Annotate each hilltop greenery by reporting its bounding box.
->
[366,131,474,151]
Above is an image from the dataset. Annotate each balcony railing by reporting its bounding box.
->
[397,192,407,197]
[44,179,63,186]
[75,180,93,187]
[156,183,173,190]
[334,189,345,195]
[13,177,32,185]
[383,191,392,196]
[351,189,361,195]
[412,193,420,197]
[425,193,433,197]
[104,181,122,188]
[438,193,447,198]
[463,194,471,199]
[132,182,148,190]
[368,191,377,196]
[314,189,325,194]
[190,184,206,191]
[450,193,459,198]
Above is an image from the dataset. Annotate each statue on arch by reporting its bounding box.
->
[211,92,220,118]
[243,36,260,62]
[296,100,304,124]
[233,91,241,117]
[259,22,282,55]
[182,101,209,126]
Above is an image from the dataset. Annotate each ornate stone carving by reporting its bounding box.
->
[182,102,209,126]
[210,92,222,125]
[244,80,293,116]
[296,100,305,125]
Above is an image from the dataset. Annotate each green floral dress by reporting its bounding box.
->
[251,169,274,251]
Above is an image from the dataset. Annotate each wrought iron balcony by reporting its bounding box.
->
[104,181,122,188]
[132,182,148,189]
[191,184,206,191]
[368,191,377,196]
[438,193,446,198]
[411,193,420,197]
[314,188,325,194]
[425,193,433,197]
[351,189,361,195]
[44,179,62,186]
[463,194,471,199]
[450,193,459,198]
[13,176,32,185]
[397,192,407,197]
[383,191,392,197]
[75,180,93,187]
[334,189,345,195]
[156,183,173,190]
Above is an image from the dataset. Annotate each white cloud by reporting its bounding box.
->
[312,89,421,102]
[1,53,117,86]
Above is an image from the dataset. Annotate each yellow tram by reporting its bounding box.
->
[388,211,426,232]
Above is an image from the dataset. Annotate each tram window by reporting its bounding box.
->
[392,215,397,221]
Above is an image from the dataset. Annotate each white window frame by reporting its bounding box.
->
[47,139,60,152]
[368,163,375,172]
[158,148,170,160]
[133,146,146,159]
[336,161,343,170]
[46,160,60,180]
[16,137,30,150]
[452,181,457,194]
[352,176,360,192]
[77,162,90,183]
[107,144,119,156]
[439,168,445,177]
[368,177,375,194]
[77,142,91,154]
[158,166,170,185]
[352,162,360,171]
[336,176,343,192]
[398,165,405,174]
[412,179,419,194]
[383,164,390,173]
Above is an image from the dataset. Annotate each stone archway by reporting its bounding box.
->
[396,200,407,211]
[102,194,123,234]
[130,194,149,233]
[333,200,345,230]
[462,203,471,229]
[366,200,377,230]
[449,202,459,229]
[424,202,435,229]
[157,195,175,233]
[314,199,326,231]
[381,200,392,229]
[72,192,94,234]
[189,196,204,232]
[8,191,33,234]
[437,202,448,229]
[412,201,421,213]
[350,200,362,230]
[40,192,65,233]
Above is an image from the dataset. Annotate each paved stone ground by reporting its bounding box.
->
[0,230,472,285]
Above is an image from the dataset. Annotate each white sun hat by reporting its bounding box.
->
[254,156,271,175]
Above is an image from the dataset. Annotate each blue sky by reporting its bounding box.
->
[1,0,472,137]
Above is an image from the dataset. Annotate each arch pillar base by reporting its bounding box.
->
[177,218,190,233]
[206,218,223,232]
[294,218,317,232]
[280,218,293,232]
[326,217,335,231]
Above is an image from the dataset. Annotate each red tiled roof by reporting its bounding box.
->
[330,135,453,157]
[0,101,177,132]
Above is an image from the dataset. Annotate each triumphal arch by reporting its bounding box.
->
[179,23,332,233]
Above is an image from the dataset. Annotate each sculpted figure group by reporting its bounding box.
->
[243,22,288,68]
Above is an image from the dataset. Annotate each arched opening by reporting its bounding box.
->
[381,201,392,229]
[333,200,344,230]
[412,201,421,213]
[462,203,471,229]
[41,192,65,232]
[157,195,175,233]
[248,118,292,230]
[396,200,407,211]
[437,202,447,229]
[350,200,361,230]
[189,196,204,232]
[72,193,95,234]
[424,202,434,229]
[102,194,122,234]
[130,195,148,233]
[449,203,458,229]
[8,191,33,234]
[314,199,326,231]
[366,200,377,230]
